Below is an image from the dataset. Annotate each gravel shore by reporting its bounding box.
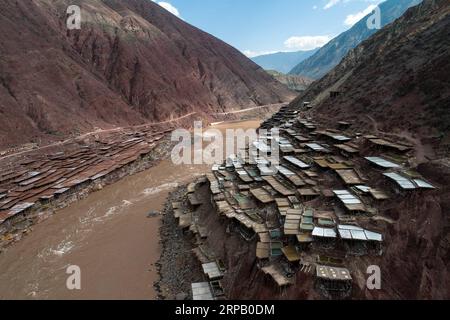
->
[154,185,204,300]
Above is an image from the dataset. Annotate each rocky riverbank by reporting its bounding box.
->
[155,185,204,300]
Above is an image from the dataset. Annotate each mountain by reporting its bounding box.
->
[266,70,314,92]
[252,50,318,74]
[289,0,423,79]
[291,0,450,143]
[283,0,450,298]
[0,0,294,148]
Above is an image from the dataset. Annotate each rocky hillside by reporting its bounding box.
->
[0,0,294,148]
[266,70,314,92]
[291,0,450,154]
[285,0,450,298]
[252,49,318,74]
[289,0,422,79]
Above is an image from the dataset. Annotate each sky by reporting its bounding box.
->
[152,0,384,57]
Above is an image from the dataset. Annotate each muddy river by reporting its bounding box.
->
[0,120,260,300]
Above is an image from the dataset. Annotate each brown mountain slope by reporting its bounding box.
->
[266,70,314,92]
[280,0,450,299]
[290,0,450,155]
[0,0,294,148]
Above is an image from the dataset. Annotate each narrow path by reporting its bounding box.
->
[1,102,284,161]
[0,112,199,161]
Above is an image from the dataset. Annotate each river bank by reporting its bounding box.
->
[0,119,262,299]
[155,184,204,300]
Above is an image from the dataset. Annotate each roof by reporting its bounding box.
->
[300,223,314,231]
[179,213,193,229]
[338,225,383,242]
[336,169,364,185]
[331,135,351,142]
[318,131,351,142]
[263,176,295,196]
[312,227,337,238]
[188,193,202,206]
[171,201,182,209]
[368,138,411,152]
[298,188,319,197]
[202,262,223,280]
[369,189,390,200]
[334,144,359,154]
[294,135,310,142]
[333,190,366,212]
[270,241,284,256]
[187,182,196,193]
[365,157,401,168]
[253,140,271,153]
[327,163,350,170]
[383,172,436,190]
[305,143,329,152]
[233,193,255,210]
[355,185,371,193]
[256,242,270,259]
[284,215,301,235]
[261,264,294,287]
[281,245,301,262]
[258,164,277,176]
[192,282,214,300]
[314,158,329,168]
[173,209,183,218]
[276,165,295,176]
[276,166,306,186]
[250,188,275,204]
[237,170,253,183]
[413,179,436,189]
[316,265,352,281]
[384,172,416,189]
[258,232,271,243]
[284,156,310,169]
[275,197,290,207]
[297,233,314,243]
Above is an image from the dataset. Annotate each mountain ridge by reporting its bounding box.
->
[251,49,319,74]
[0,0,294,148]
[289,0,423,79]
[291,0,450,151]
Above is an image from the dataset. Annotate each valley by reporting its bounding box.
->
[0,0,448,303]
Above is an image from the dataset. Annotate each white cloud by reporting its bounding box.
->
[344,4,377,26]
[152,1,180,17]
[324,0,341,10]
[284,35,332,50]
[243,50,278,58]
[313,5,318,10]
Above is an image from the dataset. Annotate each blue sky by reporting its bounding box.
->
[152,0,383,57]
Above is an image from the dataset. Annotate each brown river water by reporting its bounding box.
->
[0,120,260,300]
